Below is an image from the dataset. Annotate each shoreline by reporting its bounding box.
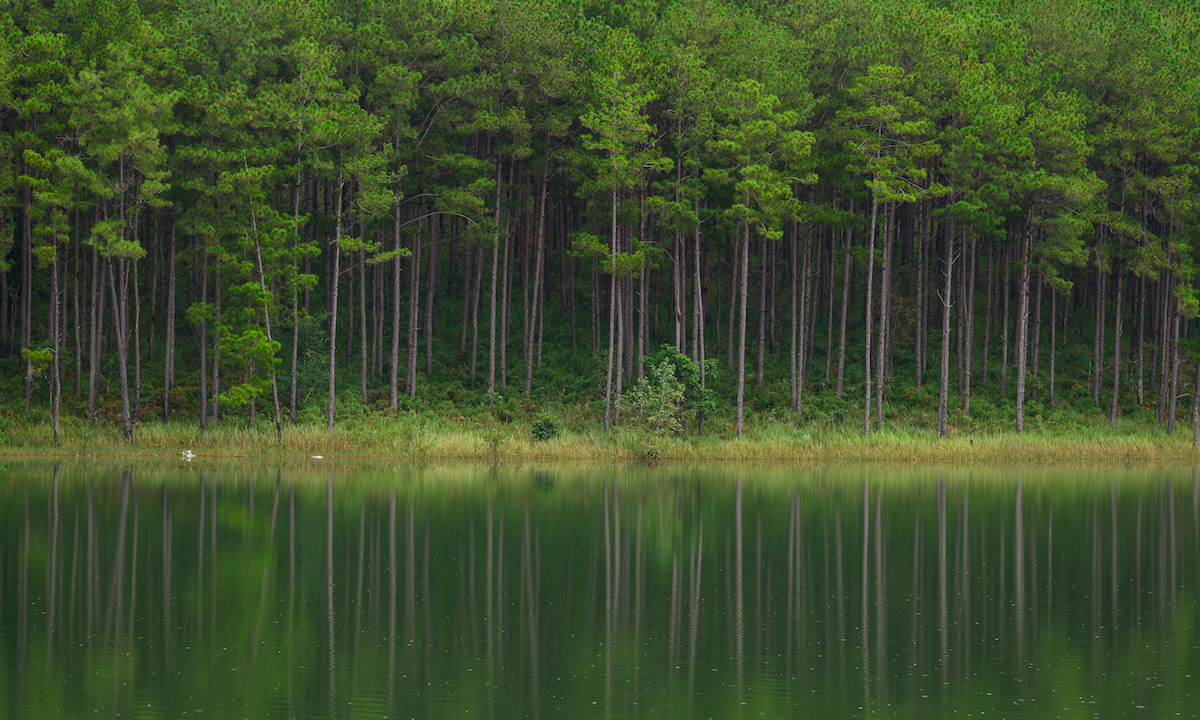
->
[2,418,1199,464]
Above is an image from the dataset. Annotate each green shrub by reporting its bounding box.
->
[532,413,558,442]
[620,345,715,436]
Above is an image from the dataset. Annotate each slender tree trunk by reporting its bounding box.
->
[199,248,208,431]
[359,246,368,404]
[915,203,926,389]
[728,231,739,369]
[50,243,61,446]
[470,245,483,387]
[1136,275,1145,406]
[73,211,82,396]
[248,200,284,443]
[87,247,102,422]
[22,182,32,407]
[289,168,303,423]
[963,235,975,415]
[1168,297,1181,434]
[500,196,512,390]
[1049,289,1057,408]
[326,179,344,432]
[133,257,141,426]
[863,198,878,435]
[797,222,812,415]
[211,258,221,423]
[406,216,422,398]
[390,199,402,408]
[1158,277,1170,424]
[789,227,798,410]
[604,174,618,432]
[620,267,629,383]
[1015,226,1032,433]
[757,236,767,390]
[938,223,953,437]
[424,213,439,378]
[0,244,7,355]
[1030,273,1042,383]
[637,190,647,381]
[1110,269,1124,424]
[1192,358,1200,449]
[693,196,706,435]
[162,221,176,422]
[345,235,355,365]
[1001,245,1010,392]
[825,224,836,383]
[836,211,852,398]
[736,222,750,438]
[108,259,133,441]
[461,243,473,352]
[488,161,502,401]
[982,242,994,385]
[875,206,892,426]
[1092,262,1105,406]
[525,165,548,395]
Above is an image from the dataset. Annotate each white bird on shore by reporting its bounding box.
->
[181,450,195,461]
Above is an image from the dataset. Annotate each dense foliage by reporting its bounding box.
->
[1,0,1199,444]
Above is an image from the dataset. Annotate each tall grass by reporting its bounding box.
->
[1,412,1196,463]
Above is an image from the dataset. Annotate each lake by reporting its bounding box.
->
[1,461,1198,718]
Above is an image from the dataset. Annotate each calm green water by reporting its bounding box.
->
[1,462,1198,719]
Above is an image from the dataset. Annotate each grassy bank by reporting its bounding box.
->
[2,411,1198,463]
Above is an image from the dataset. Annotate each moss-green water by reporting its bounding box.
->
[2,461,1198,719]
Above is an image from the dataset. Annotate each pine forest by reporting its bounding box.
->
[2,0,1199,451]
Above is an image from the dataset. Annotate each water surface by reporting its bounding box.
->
[1,461,1198,718]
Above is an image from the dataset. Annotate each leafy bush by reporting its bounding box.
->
[532,413,558,442]
[620,345,715,436]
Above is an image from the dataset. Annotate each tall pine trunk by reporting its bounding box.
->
[875,206,892,426]
[1092,261,1106,405]
[162,221,176,422]
[525,166,548,395]
[87,248,102,421]
[1015,226,1032,433]
[603,174,618,431]
[863,198,878,436]
[107,258,133,441]
[248,201,283,443]
[1108,269,1124,424]
[736,223,750,438]
[797,223,812,415]
[487,161,502,401]
[288,168,303,423]
[836,209,852,398]
[359,247,368,404]
[693,197,706,434]
[406,216,423,398]
[1049,289,1057,408]
[326,178,344,432]
[937,224,953,437]
[1167,297,1181,434]
[390,199,402,408]
[50,241,61,446]
[211,258,221,423]
[962,235,975,415]
[424,214,439,378]
[789,227,798,410]
[199,248,208,431]
[757,236,767,390]
[1001,246,1010,392]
